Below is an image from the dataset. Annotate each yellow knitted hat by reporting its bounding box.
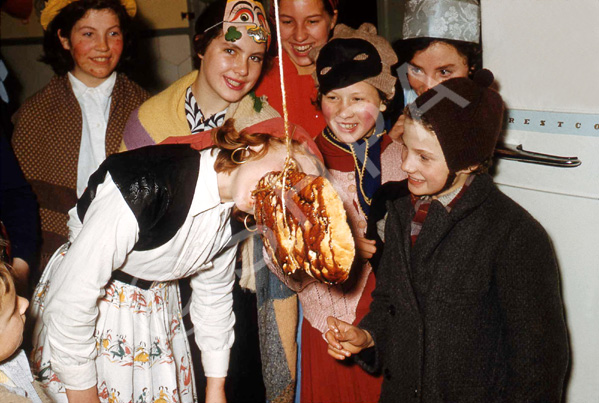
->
[40,0,137,30]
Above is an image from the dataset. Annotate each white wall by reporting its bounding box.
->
[482,1,599,401]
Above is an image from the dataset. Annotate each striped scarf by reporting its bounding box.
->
[409,175,474,246]
[184,87,226,133]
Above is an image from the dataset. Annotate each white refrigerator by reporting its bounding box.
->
[482,1,599,401]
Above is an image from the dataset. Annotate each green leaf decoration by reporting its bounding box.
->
[250,91,263,113]
[225,26,242,42]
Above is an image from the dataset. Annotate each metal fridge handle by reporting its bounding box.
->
[494,143,582,168]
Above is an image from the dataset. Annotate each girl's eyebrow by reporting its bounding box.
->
[409,60,456,71]
[77,24,121,31]
[435,64,456,70]
[280,13,323,19]
[412,147,434,155]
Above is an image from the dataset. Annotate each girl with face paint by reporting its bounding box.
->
[262,24,406,403]
[28,117,323,403]
[120,0,279,151]
[11,0,150,272]
[253,0,339,138]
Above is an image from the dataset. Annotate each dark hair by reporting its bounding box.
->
[275,0,337,17]
[193,0,272,69]
[264,0,338,65]
[40,0,134,76]
[193,0,228,68]
[395,37,482,77]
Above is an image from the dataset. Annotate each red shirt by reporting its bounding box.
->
[255,52,326,139]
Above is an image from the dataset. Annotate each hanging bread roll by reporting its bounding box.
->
[254,167,354,284]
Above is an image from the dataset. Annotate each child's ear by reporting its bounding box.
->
[329,10,339,30]
[58,29,71,51]
[379,102,387,112]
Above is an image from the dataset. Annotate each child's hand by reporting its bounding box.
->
[388,114,405,142]
[324,316,374,360]
[356,237,376,260]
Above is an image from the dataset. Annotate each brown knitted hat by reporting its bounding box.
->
[309,23,398,100]
[409,69,504,172]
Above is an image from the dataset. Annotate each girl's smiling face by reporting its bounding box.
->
[321,81,386,143]
[407,41,469,96]
[401,118,451,196]
[278,0,337,73]
[59,8,123,87]
[196,31,266,114]
[0,277,29,361]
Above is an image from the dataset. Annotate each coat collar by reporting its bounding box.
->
[391,174,496,305]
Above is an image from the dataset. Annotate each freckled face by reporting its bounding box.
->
[278,0,337,71]
[0,285,29,361]
[321,81,385,143]
[407,41,469,96]
[59,9,123,87]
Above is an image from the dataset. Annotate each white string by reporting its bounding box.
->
[273,0,290,146]
[273,0,292,227]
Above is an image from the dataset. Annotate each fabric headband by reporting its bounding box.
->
[40,0,137,30]
[402,0,480,44]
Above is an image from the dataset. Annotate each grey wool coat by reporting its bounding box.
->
[359,174,569,402]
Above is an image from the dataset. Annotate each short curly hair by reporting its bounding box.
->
[211,119,322,175]
[40,0,134,76]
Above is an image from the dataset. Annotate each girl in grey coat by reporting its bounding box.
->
[324,72,569,402]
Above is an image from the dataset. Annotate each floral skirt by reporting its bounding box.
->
[29,243,197,403]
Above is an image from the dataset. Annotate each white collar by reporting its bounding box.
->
[191,148,234,216]
[68,71,117,98]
